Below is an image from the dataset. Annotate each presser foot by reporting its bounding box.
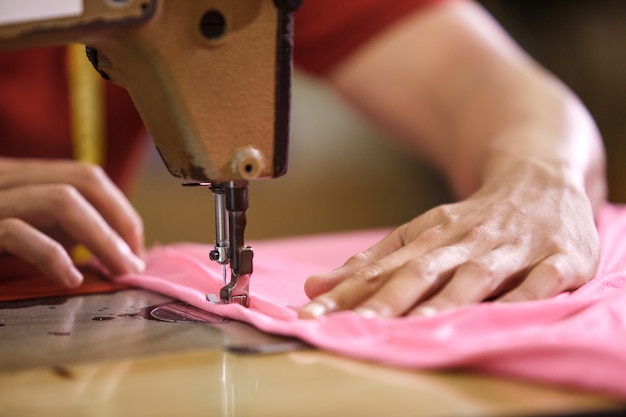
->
[206,270,251,307]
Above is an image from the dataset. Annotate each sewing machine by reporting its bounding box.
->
[0,0,300,307]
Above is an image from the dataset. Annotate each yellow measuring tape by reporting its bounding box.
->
[67,43,105,263]
[67,43,104,165]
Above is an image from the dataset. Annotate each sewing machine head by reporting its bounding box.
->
[0,0,301,306]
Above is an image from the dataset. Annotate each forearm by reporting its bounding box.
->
[476,91,606,217]
[300,0,606,318]
[446,36,607,214]
[327,0,606,214]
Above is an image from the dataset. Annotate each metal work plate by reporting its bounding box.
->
[0,290,306,372]
[150,300,307,354]
[150,301,229,323]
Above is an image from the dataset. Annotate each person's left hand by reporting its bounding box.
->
[298,160,601,319]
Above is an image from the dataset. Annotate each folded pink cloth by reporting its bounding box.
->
[119,203,626,399]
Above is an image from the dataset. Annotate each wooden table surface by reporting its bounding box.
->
[0,289,624,417]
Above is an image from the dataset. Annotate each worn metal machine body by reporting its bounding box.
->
[0,0,300,306]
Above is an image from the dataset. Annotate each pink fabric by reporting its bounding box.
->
[119,203,626,399]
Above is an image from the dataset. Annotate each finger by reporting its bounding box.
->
[497,254,583,302]
[304,217,458,300]
[0,218,83,287]
[300,236,456,320]
[410,244,529,316]
[305,263,392,317]
[300,246,413,319]
[300,221,456,319]
[355,243,485,318]
[67,162,144,254]
[0,185,145,276]
[0,159,144,254]
[347,221,514,318]
[300,219,476,319]
[303,227,405,299]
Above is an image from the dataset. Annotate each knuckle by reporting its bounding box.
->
[414,226,443,245]
[74,162,106,185]
[465,258,498,279]
[508,233,528,247]
[0,218,25,242]
[539,260,568,280]
[354,264,382,281]
[344,251,370,266]
[350,264,385,289]
[47,184,81,210]
[542,262,569,288]
[466,225,492,241]
[462,258,500,290]
[407,258,438,284]
[431,203,461,225]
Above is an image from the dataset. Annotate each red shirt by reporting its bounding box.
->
[0,0,446,190]
[295,0,444,76]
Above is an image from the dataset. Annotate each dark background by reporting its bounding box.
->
[478,0,626,202]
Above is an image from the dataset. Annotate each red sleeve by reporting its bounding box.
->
[294,0,451,77]
[0,47,146,191]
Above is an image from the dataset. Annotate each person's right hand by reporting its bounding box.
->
[0,156,145,287]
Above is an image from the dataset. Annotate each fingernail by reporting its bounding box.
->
[67,267,84,288]
[354,308,379,319]
[126,253,146,274]
[412,306,438,317]
[117,240,146,274]
[299,302,327,319]
[117,239,146,274]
